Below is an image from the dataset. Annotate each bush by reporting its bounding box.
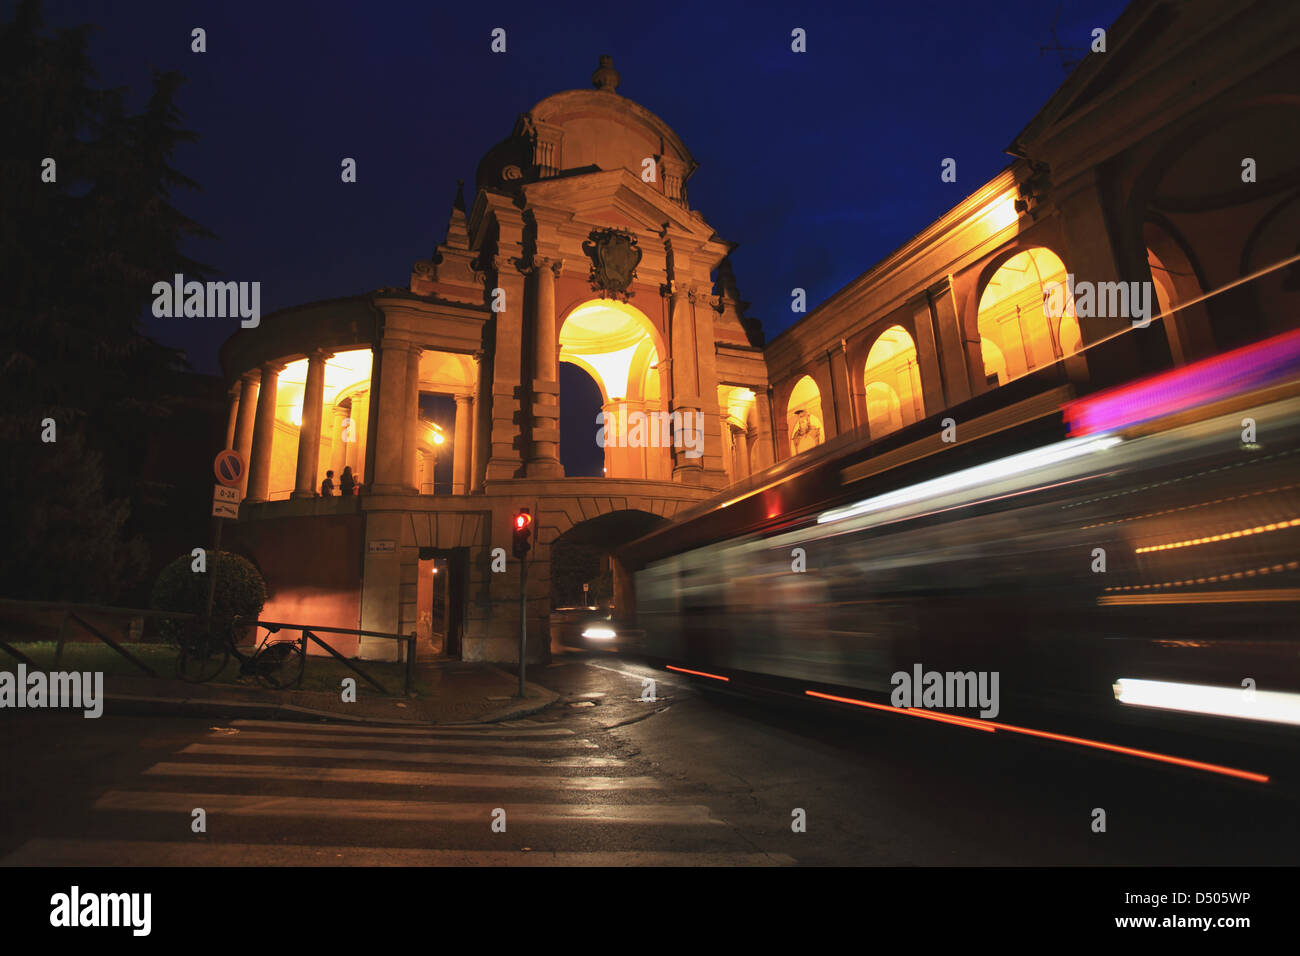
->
[151,550,266,644]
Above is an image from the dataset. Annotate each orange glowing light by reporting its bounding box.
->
[803,690,1269,783]
[666,665,730,682]
[1136,518,1299,553]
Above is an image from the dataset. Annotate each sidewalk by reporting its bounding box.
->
[102,660,559,726]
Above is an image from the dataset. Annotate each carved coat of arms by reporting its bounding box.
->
[583,229,642,300]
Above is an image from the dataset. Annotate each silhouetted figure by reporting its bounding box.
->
[320,470,335,496]
[339,466,355,496]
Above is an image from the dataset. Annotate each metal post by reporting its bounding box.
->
[518,557,527,697]
[405,632,416,697]
[204,518,223,633]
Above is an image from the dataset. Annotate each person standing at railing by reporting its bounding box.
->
[339,466,355,496]
[320,470,335,497]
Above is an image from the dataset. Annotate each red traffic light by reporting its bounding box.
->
[512,508,533,558]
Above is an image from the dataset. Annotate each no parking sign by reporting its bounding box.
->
[213,448,246,487]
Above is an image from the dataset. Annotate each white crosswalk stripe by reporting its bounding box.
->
[144,761,664,790]
[94,790,722,824]
[180,742,622,767]
[2,717,792,866]
[226,719,575,738]
[3,839,794,867]
[209,730,600,749]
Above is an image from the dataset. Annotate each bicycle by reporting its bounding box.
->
[175,618,305,689]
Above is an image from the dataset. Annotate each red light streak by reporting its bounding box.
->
[804,690,1269,783]
[666,665,730,682]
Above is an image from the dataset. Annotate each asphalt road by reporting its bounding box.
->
[0,652,1296,866]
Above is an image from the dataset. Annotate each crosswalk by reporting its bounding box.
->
[2,718,794,866]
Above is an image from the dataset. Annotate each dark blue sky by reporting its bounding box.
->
[38,0,1129,375]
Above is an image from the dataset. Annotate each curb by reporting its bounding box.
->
[104,684,561,727]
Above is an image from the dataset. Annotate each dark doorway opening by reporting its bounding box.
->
[418,546,468,659]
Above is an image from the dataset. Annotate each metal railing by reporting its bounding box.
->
[236,618,418,697]
[0,600,418,697]
[0,598,196,677]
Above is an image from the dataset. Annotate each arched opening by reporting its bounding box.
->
[1144,222,1213,364]
[786,375,824,455]
[559,299,666,479]
[717,385,757,485]
[416,351,475,495]
[559,362,604,476]
[1128,100,1300,352]
[548,509,672,650]
[976,247,1074,386]
[269,348,374,500]
[863,325,923,438]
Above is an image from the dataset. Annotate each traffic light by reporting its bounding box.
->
[512,508,533,559]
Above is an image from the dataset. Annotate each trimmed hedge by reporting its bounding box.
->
[151,550,266,644]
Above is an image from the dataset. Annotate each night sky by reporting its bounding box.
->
[36,0,1129,376]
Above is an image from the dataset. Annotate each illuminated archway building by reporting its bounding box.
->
[222,56,772,661]
[222,3,1300,661]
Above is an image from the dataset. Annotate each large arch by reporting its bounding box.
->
[975,247,1078,387]
[785,374,825,456]
[717,384,758,484]
[863,325,923,438]
[1121,95,1300,352]
[559,299,669,479]
[267,347,374,501]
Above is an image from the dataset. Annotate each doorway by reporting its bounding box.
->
[417,546,468,659]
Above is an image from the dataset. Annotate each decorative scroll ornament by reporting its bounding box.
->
[582,228,642,301]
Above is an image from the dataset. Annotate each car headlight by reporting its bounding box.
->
[582,626,616,640]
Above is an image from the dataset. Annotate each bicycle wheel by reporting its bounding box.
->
[176,639,231,683]
[254,640,304,690]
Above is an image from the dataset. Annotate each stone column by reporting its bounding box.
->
[471,352,488,492]
[350,389,369,481]
[667,280,703,483]
[232,371,259,496]
[734,424,750,481]
[224,381,240,450]
[453,394,473,494]
[527,257,563,477]
[927,279,973,405]
[827,346,853,435]
[909,297,947,417]
[689,287,728,485]
[419,450,437,495]
[1056,167,1157,382]
[401,347,422,494]
[329,404,347,477]
[370,343,411,495]
[753,388,775,471]
[292,349,329,499]
[245,362,282,504]
[486,254,527,480]
[602,400,640,478]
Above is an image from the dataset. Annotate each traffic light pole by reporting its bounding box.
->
[517,555,527,697]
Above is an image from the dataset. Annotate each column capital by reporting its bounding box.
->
[258,360,285,376]
[492,253,524,275]
[526,255,564,276]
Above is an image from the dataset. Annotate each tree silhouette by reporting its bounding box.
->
[0,0,213,601]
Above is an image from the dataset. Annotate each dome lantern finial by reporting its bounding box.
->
[592,55,619,93]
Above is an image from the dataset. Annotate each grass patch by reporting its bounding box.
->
[0,642,427,697]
